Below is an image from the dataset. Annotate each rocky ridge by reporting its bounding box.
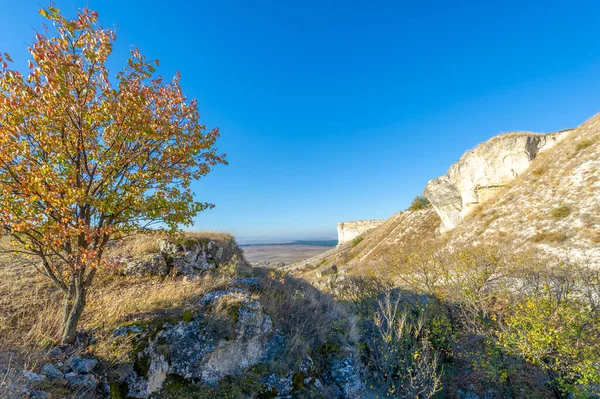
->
[424,129,572,231]
[293,113,600,278]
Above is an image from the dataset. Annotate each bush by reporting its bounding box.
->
[575,139,593,152]
[387,242,600,398]
[551,205,571,219]
[369,293,442,398]
[350,236,363,248]
[498,263,600,397]
[408,196,431,211]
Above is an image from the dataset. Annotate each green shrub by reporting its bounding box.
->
[350,236,363,248]
[551,205,571,219]
[532,231,567,243]
[408,196,431,211]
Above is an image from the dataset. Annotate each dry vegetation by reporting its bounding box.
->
[331,241,600,399]
[290,208,441,279]
[0,233,235,372]
[0,232,359,398]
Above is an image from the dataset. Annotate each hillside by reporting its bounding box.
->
[0,233,365,399]
[286,208,441,279]
[292,112,599,281]
[449,114,600,264]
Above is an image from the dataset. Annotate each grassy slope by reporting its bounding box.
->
[288,208,441,280]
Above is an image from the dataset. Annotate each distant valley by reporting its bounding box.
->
[240,240,336,265]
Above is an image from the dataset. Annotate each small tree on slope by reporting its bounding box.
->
[0,5,226,344]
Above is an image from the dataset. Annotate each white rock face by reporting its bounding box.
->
[424,130,572,230]
[337,220,384,245]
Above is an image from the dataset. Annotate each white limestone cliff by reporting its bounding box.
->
[337,220,384,245]
[424,129,573,231]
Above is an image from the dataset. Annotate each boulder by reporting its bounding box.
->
[315,264,337,278]
[328,352,365,399]
[64,372,98,389]
[261,373,293,398]
[66,356,98,373]
[122,236,247,278]
[123,254,169,277]
[41,364,62,380]
[124,288,279,397]
[21,371,46,383]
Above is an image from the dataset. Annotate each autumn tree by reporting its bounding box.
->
[0,5,226,344]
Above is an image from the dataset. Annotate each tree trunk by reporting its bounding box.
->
[60,281,75,337]
[60,276,86,345]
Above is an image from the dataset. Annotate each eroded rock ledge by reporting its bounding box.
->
[424,129,573,230]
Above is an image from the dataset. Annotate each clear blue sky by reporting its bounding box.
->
[2,1,600,242]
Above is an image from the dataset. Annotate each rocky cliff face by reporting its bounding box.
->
[337,220,384,245]
[449,115,600,265]
[424,129,572,230]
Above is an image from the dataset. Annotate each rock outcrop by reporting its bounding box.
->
[121,288,279,398]
[120,235,247,278]
[424,130,572,230]
[337,220,384,245]
[106,285,365,399]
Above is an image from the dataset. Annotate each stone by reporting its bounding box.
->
[198,287,248,306]
[170,244,215,276]
[123,288,278,397]
[65,372,98,389]
[457,389,481,399]
[123,254,169,277]
[261,373,292,398]
[315,264,337,278]
[158,238,180,254]
[114,324,144,337]
[233,277,261,288]
[21,371,46,383]
[41,364,62,380]
[424,130,572,230]
[67,356,98,373]
[46,346,65,360]
[328,353,365,399]
[29,391,50,399]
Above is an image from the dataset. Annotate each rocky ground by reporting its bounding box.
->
[0,234,365,399]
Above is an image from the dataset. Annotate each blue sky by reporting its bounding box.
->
[2,1,600,241]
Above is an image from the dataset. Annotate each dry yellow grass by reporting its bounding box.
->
[0,231,236,370]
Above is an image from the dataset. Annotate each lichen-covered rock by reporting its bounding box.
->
[233,277,261,288]
[41,364,62,380]
[424,130,572,230]
[122,235,247,278]
[123,254,169,277]
[21,371,46,383]
[170,243,215,275]
[122,288,278,397]
[66,355,98,373]
[328,352,365,399]
[114,324,143,337]
[261,373,293,398]
[64,372,98,389]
